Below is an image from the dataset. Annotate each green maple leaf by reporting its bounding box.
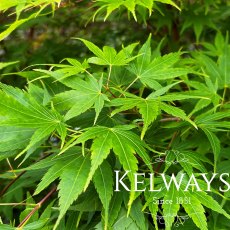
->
[127,35,191,89]
[195,38,230,89]
[181,8,217,42]
[35,58,89,82]
[93,0,179,21]
[78,38,137,66]
[0,85,67,159]
[34,153,84,195]
[0,126,34,153]
[76,125,152,209]
[53,76,109,123]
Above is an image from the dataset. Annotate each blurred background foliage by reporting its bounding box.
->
[0,0,229,81]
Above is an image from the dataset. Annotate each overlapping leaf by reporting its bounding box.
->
[0,84,66,157]
[93,160,113,229]
[93,0,180,21]
[78,38,137,66]
[76,125,152,207]
[127,36,191,89]
[53,76,109,122]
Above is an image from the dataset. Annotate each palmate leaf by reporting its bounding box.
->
[33,148,82,195]
[23,147,81,171]
[128,47,191,89]
[147,81,182,98]
[181,8,217,42]
[93,0,179,21]
[76,125,152,208]
[93,160,113,230]
[0,87,67,158]
[110,96,160,139]
[185,80,220,112]
[79,127,113,191]
[35,157,78,195]
[53,76,109,122]
[78,38,137,66]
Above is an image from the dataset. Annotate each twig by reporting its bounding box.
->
[107,88,117,98]
[0,171,26,198]
[160,117,181,122]
[17,187,57,229]
[0,152,54,198]
[0,203,37,207]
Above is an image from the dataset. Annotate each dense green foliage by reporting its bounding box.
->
[0,0,230,229]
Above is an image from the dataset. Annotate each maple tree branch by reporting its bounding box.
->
[0,171,26,198]
[160,117,181,122]
[0,152,54,198]
[17,186,57,229]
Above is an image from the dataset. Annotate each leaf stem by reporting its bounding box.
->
[106,64,112,89]
[123,75,139,93]
[76,211,83,228]
[6,158,17,177]
[221,86,227,106]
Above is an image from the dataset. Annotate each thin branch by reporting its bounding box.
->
[17,186,57,229]
[107,88,117,98]
[123,75,139,92]
[0,171,26,198]
[0,203,37,207]
[106,64,112,89]
[0,152,54,198]
[160,117,181,122]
